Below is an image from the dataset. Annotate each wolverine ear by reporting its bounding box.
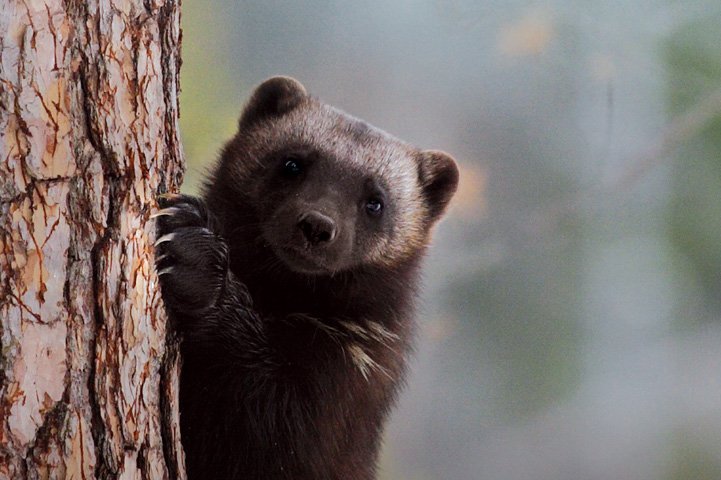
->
[417,150,460,222]
[239,76,308,127]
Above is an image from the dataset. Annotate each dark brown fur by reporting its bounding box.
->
[155,77,458,479]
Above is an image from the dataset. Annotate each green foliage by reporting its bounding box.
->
[666,15,721,318]
[179,1,243,194]
[666,429,721,480]
[446,244,583,420]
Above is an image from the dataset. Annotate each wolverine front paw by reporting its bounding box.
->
[154,194,229,314]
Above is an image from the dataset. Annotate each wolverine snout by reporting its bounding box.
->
[297,211,337,246]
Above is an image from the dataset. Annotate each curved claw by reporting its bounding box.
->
[150,206,182,219]
[154,232,176,247]
[157,266,174,276]
[158,192,182,201]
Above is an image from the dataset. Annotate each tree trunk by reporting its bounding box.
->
[0,1,185,478]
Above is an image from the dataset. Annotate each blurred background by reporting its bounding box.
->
[178,1,721,479]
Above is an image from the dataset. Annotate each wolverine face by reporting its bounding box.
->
[256,141,397,274]
[220,77,458,275]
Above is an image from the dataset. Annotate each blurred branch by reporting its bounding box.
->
[612,85,721,191]
[506,84,721,254]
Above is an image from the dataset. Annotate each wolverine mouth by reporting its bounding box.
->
[273,245,333,275]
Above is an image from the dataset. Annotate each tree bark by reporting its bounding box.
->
[0,0,185,478]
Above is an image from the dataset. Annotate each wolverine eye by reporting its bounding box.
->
[282,158,303,177]
[365,198,384,216]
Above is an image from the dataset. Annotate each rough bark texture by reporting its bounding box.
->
[0,0,185,478]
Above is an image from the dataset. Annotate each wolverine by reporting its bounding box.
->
[155,76,459,479]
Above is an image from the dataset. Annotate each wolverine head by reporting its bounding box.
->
[211,76,458,275]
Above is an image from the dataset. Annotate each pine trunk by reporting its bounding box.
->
[0,0,185,478]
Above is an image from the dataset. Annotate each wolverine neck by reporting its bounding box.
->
[229,237,422,323]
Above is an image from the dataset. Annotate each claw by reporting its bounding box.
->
[150,207,182,219]
[157,266,174,276]
[158,192,181,200]
[154,233,176,246]
[154,252,169,263]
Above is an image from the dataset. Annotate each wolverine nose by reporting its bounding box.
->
[298,211,336,245]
